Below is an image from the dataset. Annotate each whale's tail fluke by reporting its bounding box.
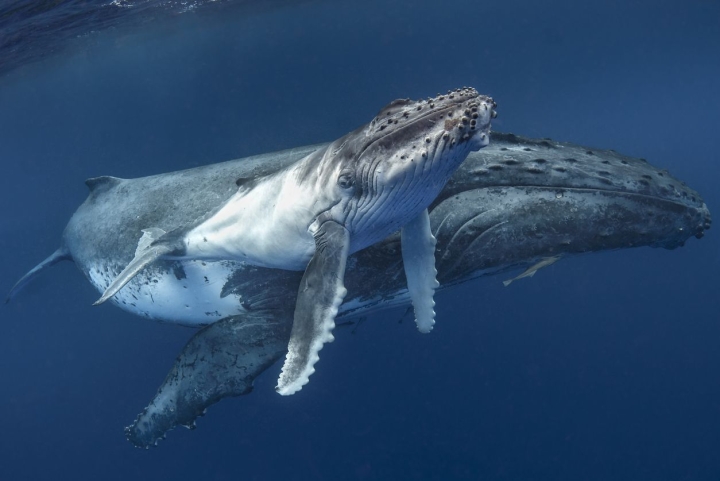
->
[6,246,72,303]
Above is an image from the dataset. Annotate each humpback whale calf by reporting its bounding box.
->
[85,87,495,396]
[8,127,710,447]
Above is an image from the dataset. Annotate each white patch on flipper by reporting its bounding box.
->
[401,208,440,333]
[276,284,346,396]
[135,228,166,257]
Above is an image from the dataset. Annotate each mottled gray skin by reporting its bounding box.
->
[9,133,711,448]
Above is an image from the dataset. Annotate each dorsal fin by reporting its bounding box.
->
[85,176,123,192]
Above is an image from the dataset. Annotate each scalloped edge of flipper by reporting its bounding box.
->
[276,220,349,396]
[6,246,71,303]
[275,285,345,395]
[401,209,440,333]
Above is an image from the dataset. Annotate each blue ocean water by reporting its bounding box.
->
[1,0,718,479]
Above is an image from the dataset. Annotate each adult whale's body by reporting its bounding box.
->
[9,133,711,448]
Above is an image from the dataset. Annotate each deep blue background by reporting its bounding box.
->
[1,0,719,479]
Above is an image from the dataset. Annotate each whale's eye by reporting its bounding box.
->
[337,172,355,189]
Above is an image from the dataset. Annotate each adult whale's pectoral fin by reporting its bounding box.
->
[126,312,291,448]
[276,220,350,395]
[401,208,440,333]
[94,228,174,305]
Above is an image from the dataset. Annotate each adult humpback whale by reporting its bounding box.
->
[8,133,711,448]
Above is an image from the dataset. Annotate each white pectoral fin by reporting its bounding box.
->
[276,220,350,395]
[94,228,172,305]
[401,208,439,333]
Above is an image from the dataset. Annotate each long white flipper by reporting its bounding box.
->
[401,208,440,333]
[94,228,172,305]
[276,220,350,395]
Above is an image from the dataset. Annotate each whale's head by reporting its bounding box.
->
[306,87,496,252]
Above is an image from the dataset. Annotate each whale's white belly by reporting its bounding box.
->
[84,256,409,326]
[87,259,246,326]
